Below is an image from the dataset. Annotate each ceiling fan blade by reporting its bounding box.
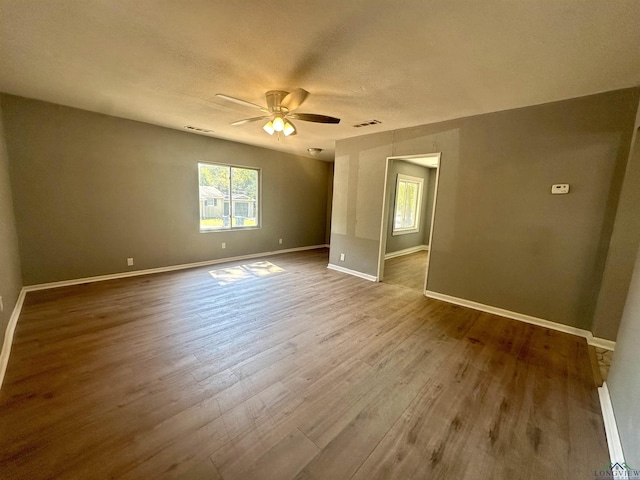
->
[230,116,270,126]
[288,113,340,124]
[280,88,309,111]
[216,94,269,113]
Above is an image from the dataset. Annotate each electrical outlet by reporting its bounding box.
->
[551,183,570,194]
[127,258,134,266]
[222,242,226,249]
[279,238,283,245]
[340,253,345,261]
[0,296,3,312]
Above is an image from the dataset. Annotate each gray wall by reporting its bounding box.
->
[385,161,432,254]
[425,172,436,246]
[2,94,331,285]
[607,241,640,467]
[0,98,22,346]
[330,88,639,335]
[592,119,640,339]
[325,163,334,245]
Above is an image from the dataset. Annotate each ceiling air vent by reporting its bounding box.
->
[352,119,381,128]
[184,125,214,134]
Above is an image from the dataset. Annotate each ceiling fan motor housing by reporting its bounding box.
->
[265,90,289,112]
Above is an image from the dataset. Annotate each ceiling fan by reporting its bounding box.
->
[216,88,340,137]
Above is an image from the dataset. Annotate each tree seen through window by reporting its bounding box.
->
[198,163,259,230]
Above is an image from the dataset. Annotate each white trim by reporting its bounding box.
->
[598,382,627,476]
[376,157,392,281]
[588,336,617,351]
[388,153,438,161]
[0,288,27,390]
[425,290,615,350]
[24,245,329,292]
[423,158,441,292]
[384,245,429,260]
[327,264,378,282]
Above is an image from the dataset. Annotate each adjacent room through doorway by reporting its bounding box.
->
[378,154,440,293]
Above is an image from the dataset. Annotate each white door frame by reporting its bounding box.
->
[422,157,441,295]
[376,153,441,296]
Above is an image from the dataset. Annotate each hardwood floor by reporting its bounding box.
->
[0,249,609,479]
[383,251,429,291]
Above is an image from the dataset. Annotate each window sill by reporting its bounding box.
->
[392,228,420,236]
[199,226,262,233]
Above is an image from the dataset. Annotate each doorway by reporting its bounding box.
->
[377,153,440,294]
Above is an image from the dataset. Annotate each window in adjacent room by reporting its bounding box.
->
[198,162,260,231]
[392,174,423,235]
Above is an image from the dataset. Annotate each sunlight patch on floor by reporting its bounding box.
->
[209,261,285,285]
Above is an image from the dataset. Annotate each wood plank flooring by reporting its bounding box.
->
[0,248,609,479]
[383,251,429,291]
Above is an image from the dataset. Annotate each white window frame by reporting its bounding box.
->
[392,173,424,235]
[198,162,261,233]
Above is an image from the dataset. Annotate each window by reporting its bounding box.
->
[392,174,423,235]
[198,162,260,231]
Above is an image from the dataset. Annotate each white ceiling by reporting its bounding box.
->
[400,155,440,169]
[1,1,639,161]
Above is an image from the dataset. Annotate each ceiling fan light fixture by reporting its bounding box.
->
[272,115,285,132]
[283,121,296,137]
[263,121,275,135]
[219,88,341,139]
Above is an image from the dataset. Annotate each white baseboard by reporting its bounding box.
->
[425,290,615,350]
[598,382,627,473]
[0,288,27,389]
[24,245,329,292]
[327,263,378,282]
[384,244,429,260]
[588,336,617,351]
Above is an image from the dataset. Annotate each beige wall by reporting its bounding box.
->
[2,94,331,285]
[0,98,22,346]
[331,88,640,335]
[608,240,640,467]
